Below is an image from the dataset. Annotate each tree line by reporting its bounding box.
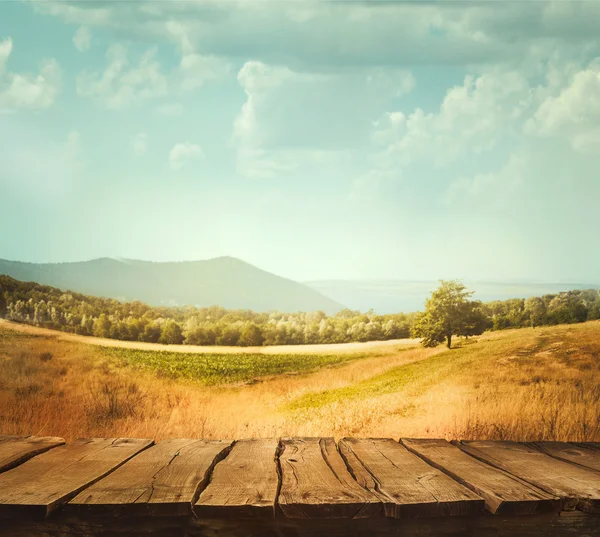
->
[0,276,413,346]
[1,275,599,347]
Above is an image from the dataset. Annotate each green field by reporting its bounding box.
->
[101,347,369,385]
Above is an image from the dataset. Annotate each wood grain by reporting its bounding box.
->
[532,442,600,473]
[278,438,381,519]
[0,436,65,473]
[457,441,600,513]
[339,438,484,518]
[0,438,152,518]
[68,439,231,517]
[402,439,560,515]
[195,439,279,518]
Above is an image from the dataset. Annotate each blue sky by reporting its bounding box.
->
[1,0,599,283]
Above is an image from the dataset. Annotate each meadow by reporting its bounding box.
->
[1,320,599,442]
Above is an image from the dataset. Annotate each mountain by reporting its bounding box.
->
[306,279,600,314]
[0,257,345,314]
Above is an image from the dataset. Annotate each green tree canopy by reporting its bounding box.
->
[238,323,265,347]
[92,313,112,339]
[411,280,488,348]
[159,320,184,345]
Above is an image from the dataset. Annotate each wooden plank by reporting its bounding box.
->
[0,436,65,473]
[339,438,484,518]
[195,439,279,518]
[67,439,232,517]
[0,438,152,518]
[278,437,381,519]
[457,440,600,513]
[401,439,560,515]
[533,442,600,473]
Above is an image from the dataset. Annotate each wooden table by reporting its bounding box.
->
[0,435,599,536]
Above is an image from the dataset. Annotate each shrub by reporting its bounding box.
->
[85,377,146,425]
[39,352,53,362]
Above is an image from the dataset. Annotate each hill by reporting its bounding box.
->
[0,257,344,314]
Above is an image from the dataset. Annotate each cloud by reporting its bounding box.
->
[0,39,10,74]
[1,129,84,199]
[73,26,91,52]
[178,52,231,92]
[366,66,536,188]
[76,40,229,109]
[65,130,83,169]
[445,153,526,208]
[526,65,600,154]
[233,60,414,177]
[30,0,599,68]
[0,38,61,111]
[169,142,204,171]
[76,44,168,109]
[131,132,148,157]
[156,103,183,117]
[572,130,600,155]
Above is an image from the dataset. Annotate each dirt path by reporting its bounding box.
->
[0,319,420,355]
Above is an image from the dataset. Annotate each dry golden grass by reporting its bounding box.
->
[1,321,600,442]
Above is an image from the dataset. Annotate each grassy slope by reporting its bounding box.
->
[1,321,600,441]
[285,322,600,440]
[286,330,540,410]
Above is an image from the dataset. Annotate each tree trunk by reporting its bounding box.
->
[446,334,452,348]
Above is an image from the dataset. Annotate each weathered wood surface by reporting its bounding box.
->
[402,439,560,515]
[0,435,65,473]
[0,438,152,518]
[533,442,600,473]
[339,438,484,518]
[2,434,600,528]
[195,439,279,518]
[278,437,380,519]
[457,440,600,513]
[67,439,231,517]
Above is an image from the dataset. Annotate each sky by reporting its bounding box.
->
[1,0,599,284]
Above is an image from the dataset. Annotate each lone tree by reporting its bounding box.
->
[411,280,488,348]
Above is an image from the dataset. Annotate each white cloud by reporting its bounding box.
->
[233,60,414,178]
[572,130,600,155]
[1,129,84,199]
[73,26,91,52]
[526,66,600,154]
[31,0,600,67]
[0,38,61,111]
[445,153,526,208]
[178,52,230,92]
[0,39,11,75]
[76,41,229,109]
[76,44,168,109]
[131,132,148,157]
[365,66,537,190]
[156,103,184,117]
[169,142,204,171]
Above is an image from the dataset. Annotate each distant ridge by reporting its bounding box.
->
[306,279,600,314]
[0,257,345,314]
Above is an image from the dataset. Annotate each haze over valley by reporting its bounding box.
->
[2,256,598,315]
